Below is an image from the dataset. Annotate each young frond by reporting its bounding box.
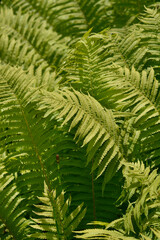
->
[62,37,160,164]
[60,32,130,110]
[61,30,160,111]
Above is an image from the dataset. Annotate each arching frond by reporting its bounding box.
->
[61,29,160,110]
[61,31,160,165]
[39,88,126,190]
[0,33,49,69]
[63,44,160,164]
[0,63,122,232]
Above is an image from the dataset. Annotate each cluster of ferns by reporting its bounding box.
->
[0,0,159,239]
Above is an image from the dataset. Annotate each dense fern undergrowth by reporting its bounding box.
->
[0,0,160,239]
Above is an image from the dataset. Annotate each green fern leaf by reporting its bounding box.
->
[0,7,69,69]
[30,182,86,239]
[39,88,125,189]
[0,164,31,239]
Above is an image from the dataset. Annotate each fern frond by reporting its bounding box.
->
[75,228,139,239]
[118,161,160,235]
[60,32,131,111]
[0,7,69,69]
[42,130,122,226]
[75,161,160,239]
[3,0,112,38]
[3,0,88,39]
[137,7,160,78]
[100,66,160,165]
[0,64,62,215]
[30,182,86,239]
[116,67,160,123]
[39,88,126,190]
[0,33,46,69]
[61,153,122,224]
[61,30,159,111]
[0,164,31,239]
[62,34,160,164]
[122,67,160,165]
[0,63,121,230]
[117,6,160,76]
[0,1,159,239]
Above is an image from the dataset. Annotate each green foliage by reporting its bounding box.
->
[109,0,158,28]
[39,88,123,190]
[0,0,159,239]
[119,161,160,235]
[30,182,86,239]
[0,163,31,239]
[76,161,160,239]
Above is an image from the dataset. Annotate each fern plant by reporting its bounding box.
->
[0,0,160,239]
